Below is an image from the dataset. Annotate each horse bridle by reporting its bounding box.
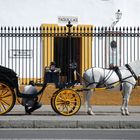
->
[125,64,138,81]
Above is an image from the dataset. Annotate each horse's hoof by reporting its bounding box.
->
[121,109,125,116]
[121,112,125,116]
[125,109,129,116]
[87,110,94,115]
[125,112,130,116]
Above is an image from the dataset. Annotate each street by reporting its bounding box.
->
[0,128,140,139]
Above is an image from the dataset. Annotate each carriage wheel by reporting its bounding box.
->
[0,82,16,115]
[51,90,60,114]
[54,89,81,116]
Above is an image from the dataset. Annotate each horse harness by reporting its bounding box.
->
[81,64,138,91]
[125,64,138,81]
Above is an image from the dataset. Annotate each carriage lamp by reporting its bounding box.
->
[115,9,122,22]
[111,9,122,27]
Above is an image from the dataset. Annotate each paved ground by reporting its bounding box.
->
[1,129,140,139]
[0,105,140,128]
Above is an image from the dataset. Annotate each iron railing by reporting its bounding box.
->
[0,26,140,84]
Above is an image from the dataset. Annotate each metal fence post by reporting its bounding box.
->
[66,21,73,83]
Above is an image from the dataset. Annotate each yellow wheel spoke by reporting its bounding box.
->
[56,101,65,105]
[57,96,66,101]
[0,82,16,115]
[69,100,77,103]
[0,102,6,112]
[1,93,12,98]
[60,93,67,100]
[1,90,8,96]
[65,105,69,115]
[68,105,75,112]
[1,99,10,107]
[58,104,66,112]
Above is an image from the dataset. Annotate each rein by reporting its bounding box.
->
[74,63,138,92]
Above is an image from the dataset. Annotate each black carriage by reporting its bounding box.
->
[0,65,81,116]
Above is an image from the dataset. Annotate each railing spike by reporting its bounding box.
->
[54,26,56,31]
[43,27,45,31]
[119,27,121,31]
[25,27,28,31]
[134,27,136,31]
[112,26,114,31]
[8,27,10,30]
[64,26,66,31]
[73,26,75,31]
[83,27,86,31]
[126,27,129,31]
[101,26,104,31]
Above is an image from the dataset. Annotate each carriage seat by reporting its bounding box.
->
[44,67,61,88]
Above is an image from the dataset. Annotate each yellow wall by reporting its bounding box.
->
[41,24,93,76]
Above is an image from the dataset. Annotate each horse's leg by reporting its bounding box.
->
[121,83,132,115]
[121,86,126,115]
[85,89,94,115]
[121,100,125,115]
[124,84,132,115]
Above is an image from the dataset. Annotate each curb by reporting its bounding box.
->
[0,120,140,129]
[0,105,140,129]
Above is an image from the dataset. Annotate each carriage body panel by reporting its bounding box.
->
[0,65,18,89]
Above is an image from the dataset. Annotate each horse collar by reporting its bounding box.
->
[125,64,138,81]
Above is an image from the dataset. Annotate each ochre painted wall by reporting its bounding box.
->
[41,24,93,76]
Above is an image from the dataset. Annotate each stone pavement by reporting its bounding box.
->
[0,105,140,129]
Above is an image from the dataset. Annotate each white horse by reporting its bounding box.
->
[83,60,140,115]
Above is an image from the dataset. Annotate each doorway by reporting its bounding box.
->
[54,37,81,82]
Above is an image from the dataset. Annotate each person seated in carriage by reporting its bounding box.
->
[49,61,57,72]
[44,62,61,88]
